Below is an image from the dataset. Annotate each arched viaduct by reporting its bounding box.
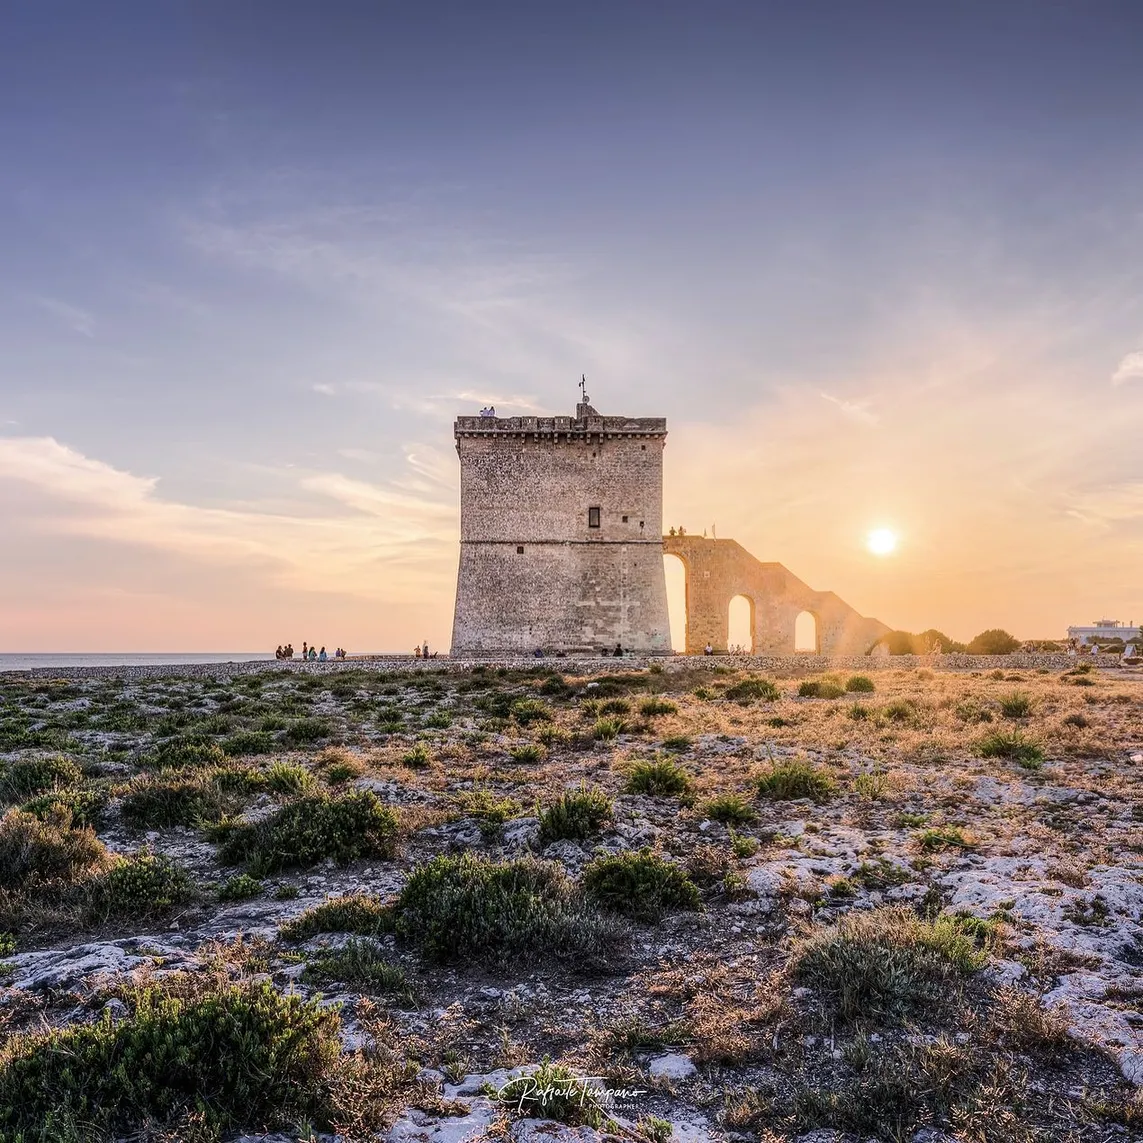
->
[663,535,890,655]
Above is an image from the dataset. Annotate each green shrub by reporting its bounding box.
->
[21,786,109,830]
[882,699,918,724]
[538,675,570,697]
[997,691,1034,719]
[401,743,432,768]
[538,786,613,843]
[847,702,870,721]
[845,675,876,693]
[661,735,692,752]
[918,826,975,852]
[591,717,623,740]
[0,755,82,802]
[724,678,779,703]
[280,893,391,941]
[218,873,263,901]
[791,907,989,1023]
[147,735,226,770]
[88,852,195,920]
[639,698,678,717]
[535,723,571,747]
[0,808,108,890]
[582,849,701,921]
[324,758,366,782]
[799,679,845,699]
[120,771,237,829]
[393,853,624,968]
[422,710,452,729]
[1062,712,1089,728]
[625,758,691,796]
[498,1060,604,1128]
[701,793,758,824]
[217,791,399,874]
[457,788,520,839]
[977,730,1044,767]
[222,730,275,756]
[280,718,333,746]
[600,698,631,716]
[511,698,552,725]
[302,937,415,1003]
[853,772,889,800]
[756,759,835,803]
[265,761,316,795]
[0,979,339,1140]
[509,743,546,764]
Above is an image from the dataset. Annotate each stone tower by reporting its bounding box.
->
[450,400,672,656]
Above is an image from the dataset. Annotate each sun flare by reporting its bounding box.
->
[867,527,898,556]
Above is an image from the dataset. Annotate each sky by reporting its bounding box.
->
[2,1,1142,652]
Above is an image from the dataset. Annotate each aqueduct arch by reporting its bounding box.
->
[662,535,888,655]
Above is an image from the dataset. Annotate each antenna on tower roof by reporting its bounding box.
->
[579,374,589,404]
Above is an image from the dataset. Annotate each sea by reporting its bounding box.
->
[0,653,273,672]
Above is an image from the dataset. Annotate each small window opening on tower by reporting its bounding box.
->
[641,445,646,451]
[516,546,524,554]
[588,506,601,529]
[622,515,629,523]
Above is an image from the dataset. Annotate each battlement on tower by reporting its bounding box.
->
[454,407,666,439]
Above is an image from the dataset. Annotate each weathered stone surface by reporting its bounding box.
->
[451,403,671,656]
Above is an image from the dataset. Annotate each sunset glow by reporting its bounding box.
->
[867,529,899,557]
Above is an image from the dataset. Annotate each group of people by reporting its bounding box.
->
[275,643,347,661]
[413,642,437,659]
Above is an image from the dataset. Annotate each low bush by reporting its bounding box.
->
[302,938,415,1003]
[661,735,693,752]
[217,791,400,874]
[393,853,624,969]
[701,793,758,824]
[499,1060,604,1128]
[1062,712,1089,729]
[600,698,631,715]
[798,680,845,699]
[146,735,226,770]
[536,723,572,747]
[280,893,391,941]
[265,761,316,795]
[400,743,432,769]
[997,691,1034,719]
[511,698,552,725]
[120,771,239,829]
[625,758,691,795]
[218,873,262,901]
[756,759,835,803]
[582,849,701,921]
[724,678,779,703]
[280,718,333,746]
[509,743,546,765]
[882,699,918,724]
[791,907,989,1023]
[0,755,82,802]
[918,826,975,852]
[89,852,195,920]
[457,788,520,839]
[0,808,108,890]
[222,730,275,756]
[591,717,624,741]
[20,786,109,830]
[0,979,340,1140]
[845,675,876,693]
[538,786,613,843]
[639,698,678,717]
[977,730,1044,767]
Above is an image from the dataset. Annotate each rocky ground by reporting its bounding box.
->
[0,659,1140,1142]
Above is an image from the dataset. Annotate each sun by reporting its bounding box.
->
[867,527,898,556]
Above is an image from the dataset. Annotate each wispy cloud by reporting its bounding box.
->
[1111,350,1143,386]
[820,391,879,425]
[31,295,96,337]
[312,383,337,396]
[0,437,457,601]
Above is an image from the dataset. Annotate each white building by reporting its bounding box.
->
[1066,619,1139,645]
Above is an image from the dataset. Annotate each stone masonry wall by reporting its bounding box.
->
[450,408,672,655]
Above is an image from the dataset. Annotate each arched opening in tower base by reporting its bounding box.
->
[795,610,818,652]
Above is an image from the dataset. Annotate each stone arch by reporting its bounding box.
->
[663,552,688,653]
[728,594,755,653]
[794,610,818,652]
